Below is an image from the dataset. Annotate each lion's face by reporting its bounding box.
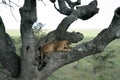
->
[61,40,71,49]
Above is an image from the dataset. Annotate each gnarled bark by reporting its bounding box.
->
[0,0,120,80]
[35,0,120,80]
[36,0,99,50]
[36,7,120,80]
[0,17,20,78]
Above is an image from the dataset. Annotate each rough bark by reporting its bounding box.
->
[36,7,120,80]
[0,0,120,80]
[36,0,99,49]
[54,0,98,19]
[19,0,39,80]
[0,17,20,78]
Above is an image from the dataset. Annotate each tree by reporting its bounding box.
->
[0,0,120,80]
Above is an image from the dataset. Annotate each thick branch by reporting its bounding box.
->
[0,17,20,78]
[40,7,120,79]
[36,0,99,58]
[59,13,119,67]
[56,15,77,32]
[56,0,99,33]
[37,0,98,48]
[54,0,98,18]
[55,31,83,43]
[36,31,83,52]
[37,0,98,46]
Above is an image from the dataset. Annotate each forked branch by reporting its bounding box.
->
[39,7,120,79]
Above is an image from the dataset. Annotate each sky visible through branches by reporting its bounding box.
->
[0,0,120,30]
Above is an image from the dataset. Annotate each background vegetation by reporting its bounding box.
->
[6,29,120,80]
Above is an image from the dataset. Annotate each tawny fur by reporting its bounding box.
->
[40,40,71,54]
[39,40,71,69]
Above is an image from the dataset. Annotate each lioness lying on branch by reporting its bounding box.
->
[38,40,71,70]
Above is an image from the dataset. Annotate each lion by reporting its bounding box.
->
[38,40,71,70]
[41,40,71,54]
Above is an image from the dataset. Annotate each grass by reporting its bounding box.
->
[6,29,101,37]
[6,29,120,80]
[6,29,20,37]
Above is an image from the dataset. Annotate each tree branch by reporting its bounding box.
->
[36,1,99,62]
[54,0,98,18]
[36,0,98,48]
[37,7,120,79]
[56,0,98,33]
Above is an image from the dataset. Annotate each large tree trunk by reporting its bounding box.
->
[0,0,120,80]
[19,0,40,80]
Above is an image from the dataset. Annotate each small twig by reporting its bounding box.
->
[8,0,18,22]
[2,0,18,22]
[10,6,18,21]
[11,1,21,7]
[1,0,20,22]
[0,0,13,8]
[39,0,46,6]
